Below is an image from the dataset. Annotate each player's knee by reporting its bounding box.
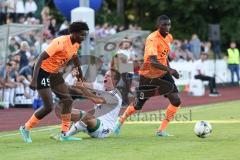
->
[171,98,181,107]
[43,105,53,114]
[82,114,95,125]
[134,99,144,110]
[59,98,73,108]
[59,98,73,113]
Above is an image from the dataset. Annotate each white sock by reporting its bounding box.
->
[23,79,30,85]
[66,121,87,136]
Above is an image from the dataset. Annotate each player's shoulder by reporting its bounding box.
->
[166,33,174,43]
[109,89,121,97]
[52,35,70,45]
[146,30,159,41]
[114,89,122,98]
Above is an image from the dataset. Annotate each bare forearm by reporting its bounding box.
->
[77,86,105,104]
[32,52,50,80]
[72,55,83,80]
[149,55,179,79]
[32,58,43,81]
[150,56,170,72]
[151,62,170,71]
[68,85,84,95]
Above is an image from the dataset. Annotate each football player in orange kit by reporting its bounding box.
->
[19,21,89,142]
[114,15,181,137]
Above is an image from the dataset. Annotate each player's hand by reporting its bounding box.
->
[72,68,78,77]
[29,79,37,90]
[168,68,180,79]
[74,79,85,88]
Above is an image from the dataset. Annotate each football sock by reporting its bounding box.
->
[25,114,40,130]
[66,121,87,136]
[61,113,71,133]
[119,104,136,124]
[158,104,179,131]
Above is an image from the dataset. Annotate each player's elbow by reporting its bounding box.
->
[92,98,105,104]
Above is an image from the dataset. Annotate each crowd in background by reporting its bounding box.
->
[0,0,239,108]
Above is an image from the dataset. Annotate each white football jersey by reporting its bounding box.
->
[93,89,122,131]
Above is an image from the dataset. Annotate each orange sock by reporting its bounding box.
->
[61,113,71,132]
[119,104,136,124]
[158,104,179,131]
[25,114,40,130]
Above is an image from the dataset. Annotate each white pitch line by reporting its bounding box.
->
[125,120,240,124]
[1,120,240,138]
[0,126,59,138]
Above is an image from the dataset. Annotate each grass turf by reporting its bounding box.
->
[0,100,240,160]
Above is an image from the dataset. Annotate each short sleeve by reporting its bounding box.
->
[167,34,174,43]
[45,39,64,57]
[144,38,158,57]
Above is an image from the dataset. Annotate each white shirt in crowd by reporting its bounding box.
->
[16,0,25,14]
[25,0,37,14]
[192,59,207,78]
[117,49,135,62]
[6,0,15,13]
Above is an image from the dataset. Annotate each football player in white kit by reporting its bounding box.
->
[54,68,122,138]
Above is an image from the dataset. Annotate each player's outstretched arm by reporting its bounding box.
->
[149,55,179,79]
[75,80,106,104]
[30,52,49,90]
[71,55,84,81]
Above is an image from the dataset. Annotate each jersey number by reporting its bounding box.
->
[41,78,50,87]
[139,92,144,100]
[102,129,110,134]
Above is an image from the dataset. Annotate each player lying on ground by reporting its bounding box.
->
[19,21,89,143]
[114,15,181,137]
[54,69,122,138]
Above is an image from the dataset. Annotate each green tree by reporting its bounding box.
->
[97,0,240,48]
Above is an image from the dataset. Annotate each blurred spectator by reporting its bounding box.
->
[0,0,6,25]
[25,0,37,17]
[16,0,25,21]
[8,37,20,53]
[19,58,34,82]
[201,41,211,54]
[100,23,110,38]
[9,60,31,103]
[226,42,240,85]
[17,41,30,70]
[170,40,193,61]
[41,6,50,25]
[18,15,25,23]
[193,53,220,96]
[212,40,221,59]
[59,20,69,32]
[111,37,135,105]
[29,45,38,57]
[6,0,16,22]
[190,34,201,60]
[109,25,117,35]
[41,36,52,51]
[48,18,57,36]
[0,62,16,106]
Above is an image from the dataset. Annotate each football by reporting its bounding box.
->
[194,121,212,138]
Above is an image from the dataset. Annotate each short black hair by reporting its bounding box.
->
[69,21,89,33]
[110,68,121,84]
[156,15,170,26]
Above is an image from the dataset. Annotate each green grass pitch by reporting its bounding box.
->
[0,100,240,160]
